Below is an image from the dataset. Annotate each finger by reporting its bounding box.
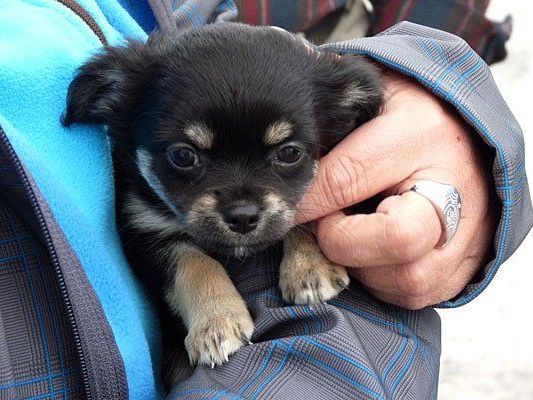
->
[315,191,441,267]
[350,208,486,300]
[296,115,425,224]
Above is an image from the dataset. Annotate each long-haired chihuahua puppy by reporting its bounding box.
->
[63,23,382,385]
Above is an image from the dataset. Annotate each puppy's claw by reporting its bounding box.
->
[240,332,253,345]
[280,251,350,305]
[185,310,254,368]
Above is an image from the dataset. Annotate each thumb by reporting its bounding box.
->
[295,117,418,224]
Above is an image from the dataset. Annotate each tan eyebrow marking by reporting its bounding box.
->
[184,123,214,149]
[264,121,293,145]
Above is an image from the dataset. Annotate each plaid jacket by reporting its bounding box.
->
[0,1,530,399]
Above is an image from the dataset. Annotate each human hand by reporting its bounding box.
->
[296,71,498,309]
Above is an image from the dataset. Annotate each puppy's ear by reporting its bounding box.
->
[313,52,383,154]
[62,41,154,141]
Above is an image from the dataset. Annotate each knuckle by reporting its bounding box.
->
[419,95,448,130]
[395,263,431,298]
[319,155,369,208]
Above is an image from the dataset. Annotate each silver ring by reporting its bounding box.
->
[409,180,462,248]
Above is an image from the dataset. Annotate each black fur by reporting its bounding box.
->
[63,23,382,386]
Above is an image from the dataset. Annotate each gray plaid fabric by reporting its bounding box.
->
[0,131,84,399]
[0,169,84,399]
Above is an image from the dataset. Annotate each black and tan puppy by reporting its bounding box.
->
[63,23,382,384]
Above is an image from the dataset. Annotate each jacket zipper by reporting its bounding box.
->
[50,1,110,398]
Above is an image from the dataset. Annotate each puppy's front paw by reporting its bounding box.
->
[185,309,253,367]
[280,249,350,305]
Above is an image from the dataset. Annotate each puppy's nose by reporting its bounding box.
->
[223,202,260,234]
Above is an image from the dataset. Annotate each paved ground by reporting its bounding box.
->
[438,1,533,399]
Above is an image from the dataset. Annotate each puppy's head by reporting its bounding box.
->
[63,24,382,255]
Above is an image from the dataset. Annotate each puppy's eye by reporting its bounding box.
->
[275,145,303,165]
[167,144,200,169]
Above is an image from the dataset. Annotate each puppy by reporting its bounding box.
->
[62,23,382,385]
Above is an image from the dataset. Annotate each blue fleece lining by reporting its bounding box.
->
[0,1,162,398]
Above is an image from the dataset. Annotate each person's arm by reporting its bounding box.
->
[297,21,532,308]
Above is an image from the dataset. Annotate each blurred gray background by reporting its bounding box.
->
[438,1,533,399]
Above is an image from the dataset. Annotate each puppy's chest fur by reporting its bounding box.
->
[63,23,382,387]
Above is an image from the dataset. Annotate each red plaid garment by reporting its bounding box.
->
[234,0,512,64]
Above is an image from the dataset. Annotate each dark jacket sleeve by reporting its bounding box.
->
[322,21,532,307]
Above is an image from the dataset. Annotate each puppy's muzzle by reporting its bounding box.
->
[222,201,260,234]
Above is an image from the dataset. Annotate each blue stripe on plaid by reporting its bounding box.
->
[250,338,297,398]
[305,300,432,398]
[2,210,55,397]
[332,46,513,309]
[250,290,406,391]
[286,306,311,335]
[390,335,419,396]
[499,174,527,191]
[417,40,475,88]
[248,289,411,386]
[18,384,83,400]
[416,38,509,129]
[173,388,243,399]
[388,312,420,397]
[220,290,390,396]
[329,299,403,330]
[449,56,485,92]
[0,369,80,390]
[0,236,29,245]
[288,299,389,382]
[303,337,378,379]
[382,337,408,383]
[0,253,30,264]
[276,341,384,400]
[424,38,523,144]
[236,342,278,395]
[303,305,323,332]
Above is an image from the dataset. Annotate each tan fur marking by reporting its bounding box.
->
[280,227,350,304]
[340,83,368,108]
[124,192,182,236]
[264,121,293,145]
[166,243,253,366]
[185,193,219,227]
[263,192,295,232]
[188,193,217,216]
[184,123,214,149]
